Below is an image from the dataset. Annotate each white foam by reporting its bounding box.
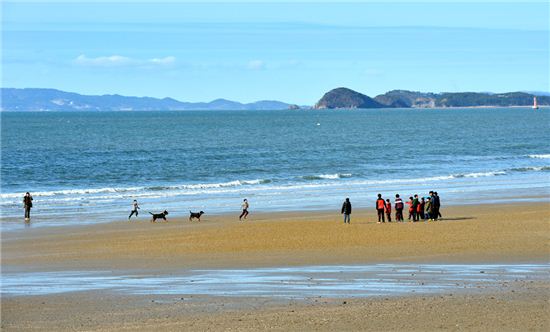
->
[460,171,507,178]
[528,154,550,159]
[0,179,269,200]
[318,173,352,179]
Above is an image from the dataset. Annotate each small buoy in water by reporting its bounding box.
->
[316,123,321,126]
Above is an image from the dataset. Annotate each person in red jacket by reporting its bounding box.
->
[385,199,392,222]
[376,194,386,223]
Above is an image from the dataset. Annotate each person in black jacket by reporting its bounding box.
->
[341,198,352,224]
[435,191,443,219]
[23,192,33,221]
[430,191,440,221]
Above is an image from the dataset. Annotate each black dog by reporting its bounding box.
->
[189,210,204,221]
[149,210,169,222]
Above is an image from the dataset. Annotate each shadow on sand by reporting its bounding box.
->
[438,216,476,222]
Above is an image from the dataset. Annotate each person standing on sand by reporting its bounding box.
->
[418,197,426,220]
[23,192,33,221]
[411,194,419,221]
[395,194,404,222]
[376,194,386,223]
[435,191,443,219]
[239,199,249,221]
[385,199,392,222]
[431,191,440,221]
[425,197,432,221]
[128,199,140,220]
[341,198,352,224]
[429,191,439,221]
[406,197,414,221]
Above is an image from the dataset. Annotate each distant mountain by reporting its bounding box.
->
[313,88,550,109]
[0,88,295,111]
[375,90,550,108]
[522,91,550,97]
[374,90,436,108]
[313,87,385,109]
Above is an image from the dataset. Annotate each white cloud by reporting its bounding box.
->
[149,56,176,66]
[247,59,266,70]
[74,54,176,67]
[74,54,134,67]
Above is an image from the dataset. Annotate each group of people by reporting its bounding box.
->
[24,189,444,225]
[341,191,442,224]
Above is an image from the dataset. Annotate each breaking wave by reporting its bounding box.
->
[302,173,353,180]
[0,179,272,199]
[528,154,550,159]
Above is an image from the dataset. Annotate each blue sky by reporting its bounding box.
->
[2,1,549,104]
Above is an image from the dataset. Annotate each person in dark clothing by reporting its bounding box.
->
[23,192,33,221]
[376,194,385,223]
[385,199,392,222]
[341,198,352,224]
[418,197,426,220]
[435,192,443,219]
[411,194,420,221]
[406,197,414,221]
[430,191,440,221]
[394,194,404,222]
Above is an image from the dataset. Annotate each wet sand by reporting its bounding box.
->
[2,202,550,331]
[2,281,549,332]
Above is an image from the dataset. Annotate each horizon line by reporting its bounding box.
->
[2,86,550,106]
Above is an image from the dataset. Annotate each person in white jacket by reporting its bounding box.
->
[239,199,249,221]
[128,199,140,220]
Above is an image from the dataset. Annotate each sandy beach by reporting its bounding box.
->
[2,202,550,331]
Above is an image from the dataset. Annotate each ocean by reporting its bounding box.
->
[1,108,549,230]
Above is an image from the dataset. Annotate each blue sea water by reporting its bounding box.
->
[1,108,549,229]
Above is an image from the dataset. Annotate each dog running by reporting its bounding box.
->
[189,210,205,221]
[149,210,169,222]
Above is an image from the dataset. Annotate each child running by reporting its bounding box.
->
[128,199,140,220]
[376,194,386,223]
[239,199,249,221]
[385,199,392,222]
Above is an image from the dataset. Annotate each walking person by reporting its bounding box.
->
[385,199,392,222]
[128,199,140,220]
[376,194,386,223]
[239,199,249,221]
[23,192,33,221]
[341,198,352,224]
[395,194,404,222]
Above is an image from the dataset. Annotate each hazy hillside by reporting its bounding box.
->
[0,88,294,111]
